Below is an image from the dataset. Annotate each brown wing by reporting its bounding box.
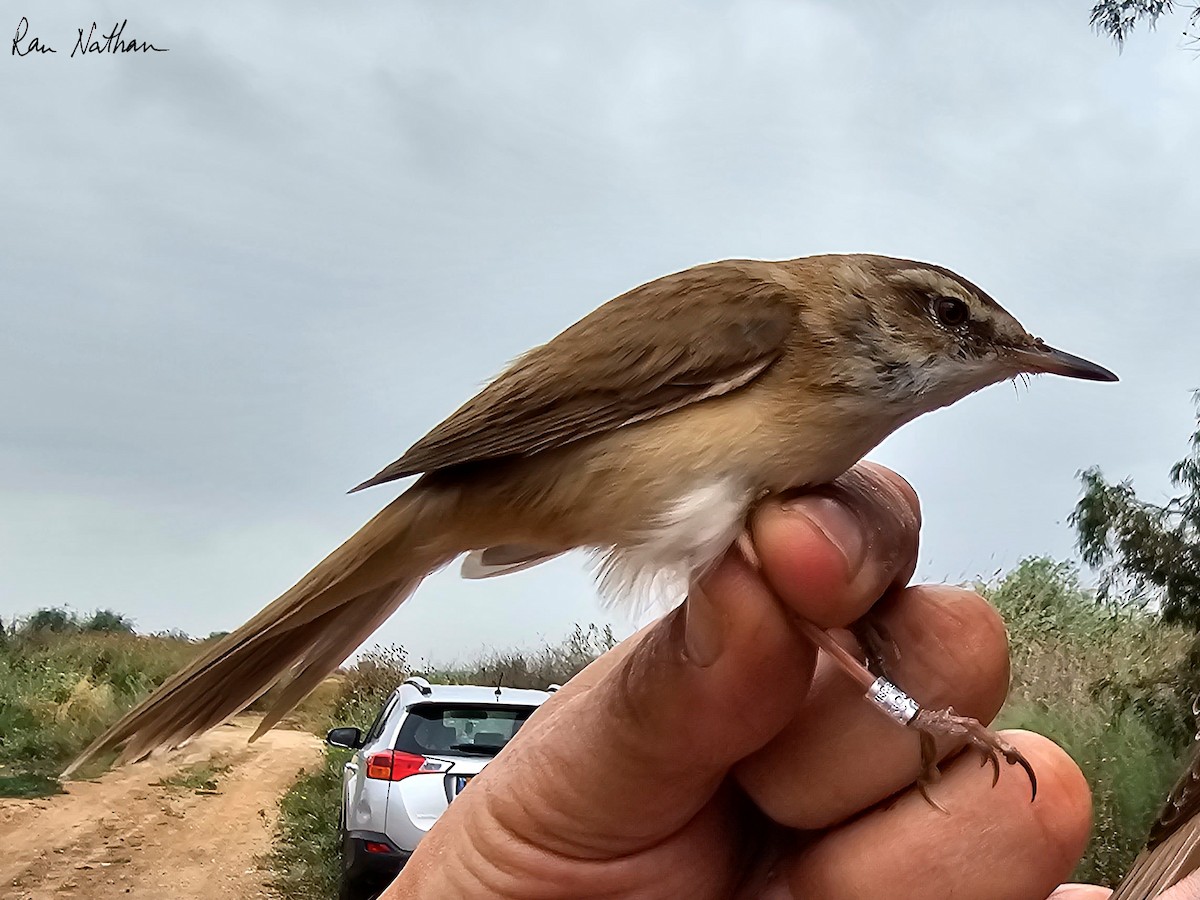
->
[351,260,795,490]
[1111,742,1200,899]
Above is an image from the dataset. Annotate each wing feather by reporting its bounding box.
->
[352,261,794,489]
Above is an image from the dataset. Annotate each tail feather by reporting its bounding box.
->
[64,491,454,777]
[1111,822,1200,900]
[248,583,413,741]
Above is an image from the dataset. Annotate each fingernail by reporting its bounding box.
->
[684,580,725,668]
[783,496,866,578]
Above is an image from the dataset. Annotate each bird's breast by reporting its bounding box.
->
[572,385,892,536]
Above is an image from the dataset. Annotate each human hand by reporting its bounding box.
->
[1048,885,1111,898]
[384,463,1095,899]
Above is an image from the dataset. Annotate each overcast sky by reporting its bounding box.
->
[2,1,1197,665]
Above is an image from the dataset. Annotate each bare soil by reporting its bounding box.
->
[0,717,322,900]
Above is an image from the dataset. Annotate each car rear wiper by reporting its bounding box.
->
[449,743,501,756]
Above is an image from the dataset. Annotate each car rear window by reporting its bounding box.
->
[396,704,534,757]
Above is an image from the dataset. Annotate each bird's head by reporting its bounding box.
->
[807,255,1117,415]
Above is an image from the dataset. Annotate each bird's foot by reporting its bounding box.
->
[735,526,1035,807]
[909,706,1038,803]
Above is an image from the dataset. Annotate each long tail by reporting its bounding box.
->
[64,488,456,777]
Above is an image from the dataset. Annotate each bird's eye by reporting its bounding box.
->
[933,296,969,328]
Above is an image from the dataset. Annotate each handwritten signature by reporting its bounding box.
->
[12,17,169,57]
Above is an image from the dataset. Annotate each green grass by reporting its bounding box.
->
[0,620,204,797]
[267,749,348,900]
[0,772,63,799]
[997,699,1180,884]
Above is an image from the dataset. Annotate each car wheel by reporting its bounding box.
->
[337,871,378,900]
[336,814,374,900]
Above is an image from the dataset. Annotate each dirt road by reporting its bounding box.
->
[0,718,323,900]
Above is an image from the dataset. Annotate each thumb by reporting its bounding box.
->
[456,548,818,861]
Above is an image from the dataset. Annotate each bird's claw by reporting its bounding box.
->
[910,706,1038,803]
[915,730,949,813]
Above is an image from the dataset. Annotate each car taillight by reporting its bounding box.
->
[365,750,451,781]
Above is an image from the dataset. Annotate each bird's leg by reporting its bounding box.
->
[849,615,899,679]
[733,532,1037,804]
[847,612,951,807]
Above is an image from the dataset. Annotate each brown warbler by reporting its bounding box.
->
[65,253,1117,781]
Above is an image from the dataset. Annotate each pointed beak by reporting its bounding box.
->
[1010,342,1118,382]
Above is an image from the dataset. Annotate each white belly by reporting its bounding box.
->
[594,475,754,618]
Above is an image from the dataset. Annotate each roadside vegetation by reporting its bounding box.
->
[988,558,1192,885]
[0,608,204,796]
[267,749,346,900]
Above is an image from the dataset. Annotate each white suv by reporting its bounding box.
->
[326,676,553,900]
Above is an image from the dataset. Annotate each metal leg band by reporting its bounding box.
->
[866,676,920,726]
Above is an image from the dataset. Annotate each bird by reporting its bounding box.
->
[63,253,1117,780]
[1111,740,1200,899]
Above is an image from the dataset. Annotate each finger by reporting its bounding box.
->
[546,620,656,697]
[776,732,1092,900]
[1161,869,1200,900]
[753,462,922,628]
[1047,886,1111,899]
[736,586,1010,828]
[433,548,816,862]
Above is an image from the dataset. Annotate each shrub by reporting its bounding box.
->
[432,623,618,691]
[82,609,135,634]
[985,556,1192,885]
[0,625,201,792]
